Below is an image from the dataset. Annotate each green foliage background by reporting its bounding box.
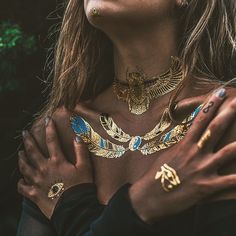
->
[0,22,37,93]
[0,1,59,235]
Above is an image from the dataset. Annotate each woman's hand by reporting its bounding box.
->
[17,118,93,219]
[129,88,236,224]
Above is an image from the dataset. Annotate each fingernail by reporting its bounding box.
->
[75,136,82,144]
[22,130,28,138]
[45,116,50,127]
[215,88,226,98]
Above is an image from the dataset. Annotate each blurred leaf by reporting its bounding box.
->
[0,21,38,93]
[0,21,37,54]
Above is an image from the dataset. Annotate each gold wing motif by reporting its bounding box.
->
[100,108,172,142]
[71,104,203,158]
[71,116,126,159]
[140,124,188,155]
[143,108,171,140]
[140,104,203,155]
[148,57,183,99]
[86,137,126,159]
[99,113,131,142]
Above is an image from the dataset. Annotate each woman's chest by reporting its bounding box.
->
[90,150,173,204]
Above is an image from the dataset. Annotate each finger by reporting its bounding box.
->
[73,136,91,168]
[212,174,236,192]
[204,98,236,150]
[45,117,64,162]
[22,130,46,167]
[17,178,37,202]
[187,88,227,142]
[210,141,236,169]
[18,151,35,184]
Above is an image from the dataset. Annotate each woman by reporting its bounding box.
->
[17,0,236,235]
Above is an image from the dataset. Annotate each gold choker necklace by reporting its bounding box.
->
[113,57,184,115]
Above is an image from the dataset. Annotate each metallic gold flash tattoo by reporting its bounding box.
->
[90,7,101,17]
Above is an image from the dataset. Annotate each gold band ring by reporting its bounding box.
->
[155,163,181,192]
[197,129,211,149]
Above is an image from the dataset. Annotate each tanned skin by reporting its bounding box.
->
[18,0,236,221]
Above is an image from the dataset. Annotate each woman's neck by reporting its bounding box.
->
[112,19,179,83]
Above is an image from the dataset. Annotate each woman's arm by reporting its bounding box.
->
[17,88,236,236]
[129,89,236,223]
[17,113,94,235]
[50,181,196,236]
[17,118,166,236]
[17,118,57,236]
[17,198,56,236]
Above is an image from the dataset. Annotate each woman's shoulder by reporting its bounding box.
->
[30,103,98,160]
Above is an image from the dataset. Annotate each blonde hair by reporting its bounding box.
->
[41,0,236,117]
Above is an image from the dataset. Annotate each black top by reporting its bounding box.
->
[17,183,236,236]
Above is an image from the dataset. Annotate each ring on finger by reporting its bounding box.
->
[197,129,212,149]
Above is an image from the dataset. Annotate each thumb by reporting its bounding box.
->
[73,136,91,168]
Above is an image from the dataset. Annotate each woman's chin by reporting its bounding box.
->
[84,1,171,32]
[85,1,109,27]
[85,2,126,31]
